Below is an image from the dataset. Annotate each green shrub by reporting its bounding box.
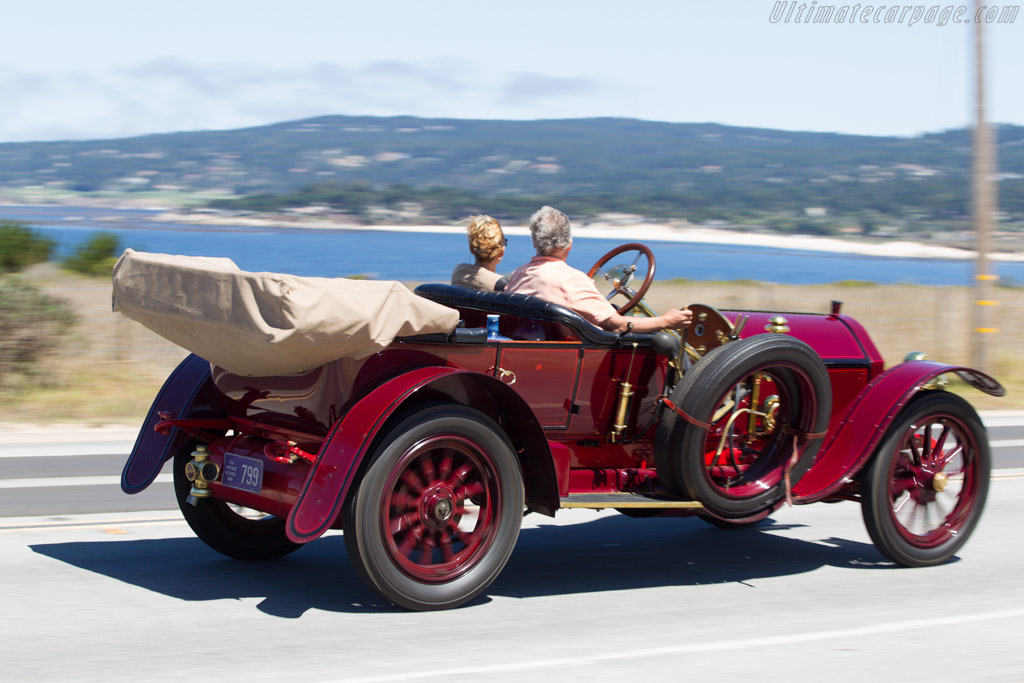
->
[0,279,75,389]
[0,221,56,273]
[63,232,121,276]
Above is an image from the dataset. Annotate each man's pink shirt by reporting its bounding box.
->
[506,256,616,327]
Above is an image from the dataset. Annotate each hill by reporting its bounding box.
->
[1,116,1022,233]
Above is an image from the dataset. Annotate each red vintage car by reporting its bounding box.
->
[120,244,1003,611]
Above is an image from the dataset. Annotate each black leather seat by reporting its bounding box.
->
[414,283,653,348]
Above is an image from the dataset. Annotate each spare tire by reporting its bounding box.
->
[655,334,831,518]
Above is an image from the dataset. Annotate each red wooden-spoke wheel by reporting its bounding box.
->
[655,335,831,519]
[381,434,500,582]
[587,242,656,314]
[344,405,523,611]
[862,392,990,567]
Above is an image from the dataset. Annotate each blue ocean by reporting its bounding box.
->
[3,205,1017,286]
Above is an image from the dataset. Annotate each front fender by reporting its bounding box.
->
[793,360,1002,503]
[285,366,556,544]
[121,354,222,493]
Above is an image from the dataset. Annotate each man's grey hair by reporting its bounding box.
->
[529,206,572,256]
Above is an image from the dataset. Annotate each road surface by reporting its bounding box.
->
[0,417,1022,682]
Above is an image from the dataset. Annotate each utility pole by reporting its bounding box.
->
[971,1,998,372]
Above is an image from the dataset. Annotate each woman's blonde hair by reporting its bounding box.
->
[465,215,505,262]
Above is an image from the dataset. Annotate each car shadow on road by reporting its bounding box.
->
[30,513,899,616]
[495,514,895,600]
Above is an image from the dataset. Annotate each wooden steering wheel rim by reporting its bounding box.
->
[587,242,656,314]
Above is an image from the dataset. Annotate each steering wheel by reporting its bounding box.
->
[587,243,656,314]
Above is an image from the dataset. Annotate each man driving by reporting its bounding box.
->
[506,206,692,333]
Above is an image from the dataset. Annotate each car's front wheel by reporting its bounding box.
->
[344,405,524,611]
[861,392,990,566]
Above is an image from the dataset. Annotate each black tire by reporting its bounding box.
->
[173,442,301,561]
[698,509,771,529]
[861,392,990,567]
[655,335,831,519]
[344,405,524,611]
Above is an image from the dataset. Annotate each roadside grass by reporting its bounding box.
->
[0,363,167,425]
[946,353,1023,412]
[3,271,1022,426]
[1,263,177,425]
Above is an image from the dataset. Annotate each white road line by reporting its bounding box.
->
[2,468,1022,490]
[327,607,1024,683]
[0,474,172,489]
[0,444,134,458]
[1,436,1020,460]
[0,516,180,530]
[0,425,1020,459]
[0,519,183,533]
[981,416,1024,428]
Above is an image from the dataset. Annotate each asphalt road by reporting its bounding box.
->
[2,416,1023,518]
[1,417,1022,682]
[1,478,1022,681]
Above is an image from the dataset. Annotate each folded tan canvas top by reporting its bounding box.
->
[112,249,460,376]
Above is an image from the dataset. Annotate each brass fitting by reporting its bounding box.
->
[184,445,220,499]
[610,381,634,443]
[761,395,780,433]
[610,342,639,442]
[765,316,790,334]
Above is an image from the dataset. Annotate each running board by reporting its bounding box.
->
[559,493,703,509]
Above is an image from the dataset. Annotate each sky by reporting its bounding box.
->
[0,0,1021,143]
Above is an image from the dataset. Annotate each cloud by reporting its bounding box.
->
[497,73,600,104]
[0,59,608,142]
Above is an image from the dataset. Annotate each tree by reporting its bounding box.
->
[0,221,56,273]
[63,232,121,276]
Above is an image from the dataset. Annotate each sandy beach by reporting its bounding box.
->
[154,212,1024,263]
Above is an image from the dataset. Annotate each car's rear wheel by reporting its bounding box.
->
[861,392,989,567]
[344,405,524,611]
[656,335,831,519]
[173,442,301,560]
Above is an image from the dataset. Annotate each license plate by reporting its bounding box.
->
[222,452,264,493]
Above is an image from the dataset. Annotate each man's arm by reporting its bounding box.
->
[563,266,691,333]
[597,308,692,334]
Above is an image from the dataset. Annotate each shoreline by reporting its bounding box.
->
[153,211,1024,263]
[4,201,1020,263]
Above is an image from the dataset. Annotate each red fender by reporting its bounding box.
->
[121,354,221,493]
[285,366,556,544]
[793,360,1003,503]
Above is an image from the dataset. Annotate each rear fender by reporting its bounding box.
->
[286,366,555,544]
[793,360,1002,503]
[121,354,223,493]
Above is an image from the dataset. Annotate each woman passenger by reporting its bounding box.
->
[451,215,508,291]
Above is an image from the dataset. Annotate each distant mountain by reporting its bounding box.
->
[1,115,1022,223]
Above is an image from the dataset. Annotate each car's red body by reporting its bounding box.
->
[122,247,1003,611]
